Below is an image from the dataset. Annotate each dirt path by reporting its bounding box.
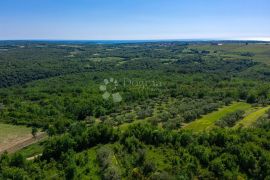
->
[0,132,47,155]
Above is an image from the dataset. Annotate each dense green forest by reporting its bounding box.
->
[1,41,270,179]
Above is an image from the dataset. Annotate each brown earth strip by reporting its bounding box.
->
[0,132,47,155]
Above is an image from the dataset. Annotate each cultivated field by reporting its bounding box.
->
[0,123,45,154]
[0,123,31,152]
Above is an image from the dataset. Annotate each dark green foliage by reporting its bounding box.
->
[254,117,270,129]
[42,124,117,160]
[31,127,38,138]
[1,42,270,179]
[1,122,270,179]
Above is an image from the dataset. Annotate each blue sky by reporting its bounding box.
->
[0,0,269,40]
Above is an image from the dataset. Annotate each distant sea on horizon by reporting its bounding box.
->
[0,39,186,45]
[0,39,268,45]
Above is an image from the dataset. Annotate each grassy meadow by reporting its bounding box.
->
[184,102,252,131]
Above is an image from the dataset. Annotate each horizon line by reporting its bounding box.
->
[0,38,270,42]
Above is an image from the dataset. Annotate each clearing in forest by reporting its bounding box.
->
[234,106,270,128]
[0,123,46,154]
[0,123,31,152]
[184,102,251,131]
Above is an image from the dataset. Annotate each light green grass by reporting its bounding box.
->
[0,123,31,146]
[86,148,101,180]
[234,106,270,128]
[146,146,173,171]
[18,140,45,158]
[119,119,147,131]
[184,102,251,131]
[76,147,101,180]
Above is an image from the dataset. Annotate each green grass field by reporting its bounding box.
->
[234,106,270,128]
[184,102,251,131]
[0,124,31,150]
